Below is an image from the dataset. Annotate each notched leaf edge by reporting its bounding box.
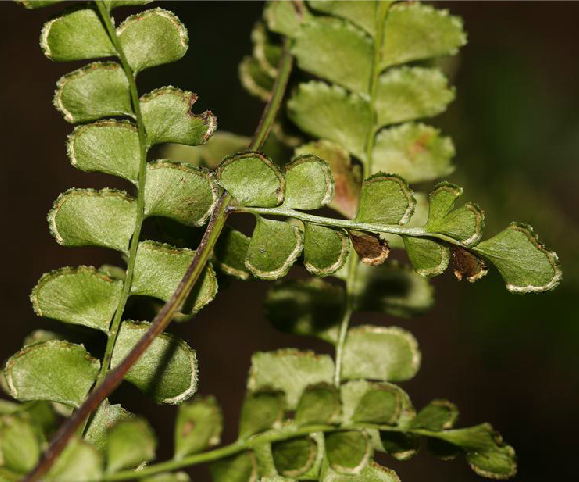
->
[140,86,217,144]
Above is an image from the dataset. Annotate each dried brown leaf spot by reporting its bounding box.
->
[451,246,488,282]
[349,230,389,266]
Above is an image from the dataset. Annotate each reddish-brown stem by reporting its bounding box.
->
[21,193,230,482]
[22,33,295,482]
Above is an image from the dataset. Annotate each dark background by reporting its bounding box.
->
[1,1,578,481]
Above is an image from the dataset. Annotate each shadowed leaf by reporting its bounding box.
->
[246,217,303,280]
[353,384,401,425]
[356,174,415,226]
[379,431,420,461]
[84,400,132,452]
[213,227,252,280]
[342,326,420,382]
[264,279,343,343]
[425,182,484,246]
[429,424,517,479]
[284,154,334,209]
[162,131,249,169]
[175,396,222,459]
[4,341,99,407]
[326,430,371,474]
[239,55,274,101]
[131,241,218,314]
[304,224,350,276]
[403,236,450,277]
[217,152,284,207]
[144,160,218,227]
[352,261,434,317]
[410,399,458,431]
[47,437,102,481]
[106,417,156,473]
[296,141,361,218]
[0,414,41,473]
[272,436,318,477]
[239,389,285,439]
[210,451,257,482]
[248,350,335,409]
[252,21,281,76]
[341,381,415,427]
[110,322,198,404]
[296,383,341,426]
[253,443,276,478]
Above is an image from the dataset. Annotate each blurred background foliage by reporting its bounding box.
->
[0,1,577,481]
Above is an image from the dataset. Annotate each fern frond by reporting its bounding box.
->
[6,1,219,433]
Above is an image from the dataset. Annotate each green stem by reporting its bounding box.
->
[333,255,358,386]
[103,424,335,481]
[102,422,440,480]
[231,205,465,246]
[22,32,296,482]
[249,37,294,151]
[362,0,391,177]
[94,0,149,389]
[330,0,391,386]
